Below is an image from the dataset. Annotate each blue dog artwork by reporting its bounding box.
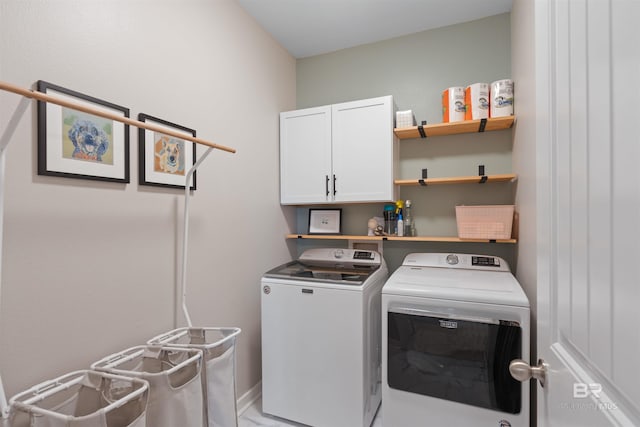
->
[154,134,185,176]
[63,109,113,164]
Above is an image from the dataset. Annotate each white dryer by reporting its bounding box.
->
[382,253,530,427]
[261,248,388,427]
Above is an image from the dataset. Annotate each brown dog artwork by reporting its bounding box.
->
[154,135,185,175]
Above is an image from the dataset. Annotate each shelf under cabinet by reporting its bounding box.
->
[286,234,517,244]
[395,173,517,186]
[394,116,515,139]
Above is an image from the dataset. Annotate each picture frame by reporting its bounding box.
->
[138,113,197,190]
[308,209,342,235]
[37,80,130,183]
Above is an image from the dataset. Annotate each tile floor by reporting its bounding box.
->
[238,397,383,427]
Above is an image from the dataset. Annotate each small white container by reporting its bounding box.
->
[465,83,490,120]
[442,87,465,123]
[490,79,514,117]
[395,110,416,128]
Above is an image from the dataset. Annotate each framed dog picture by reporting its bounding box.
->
[138,114,197,190]
[37,80,130,183]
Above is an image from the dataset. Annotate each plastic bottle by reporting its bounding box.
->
[383,204,396,235]
[404,200,414,237]
[397,209,404,237]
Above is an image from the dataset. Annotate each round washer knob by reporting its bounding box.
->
[446,254,459,265]
[334,249,344,259]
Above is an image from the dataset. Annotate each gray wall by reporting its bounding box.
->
[511,0,537,353]
[0,0,295,401]
[510,1,538,423]
[295,13,516,273]
[298,14,511,123]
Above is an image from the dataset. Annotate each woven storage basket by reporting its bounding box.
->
[455,205,514,239]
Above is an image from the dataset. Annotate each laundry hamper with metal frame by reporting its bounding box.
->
[147,327,241,427]
[91,346,203,427]
[7,370,148,427]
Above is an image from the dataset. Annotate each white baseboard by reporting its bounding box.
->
[237,381,261,416]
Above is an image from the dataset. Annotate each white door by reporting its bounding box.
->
[534,0,640,425]
[280,106,332,204]
[331,96,397,203]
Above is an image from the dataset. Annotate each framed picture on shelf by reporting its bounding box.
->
[308,209,342,235]
[138,113,197,190]
[36,80,130,183]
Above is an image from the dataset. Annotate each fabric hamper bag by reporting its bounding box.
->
[7,370,148,427]
[148,327,241,427]
[91,346,203,427]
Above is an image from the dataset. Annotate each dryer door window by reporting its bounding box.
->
[387,310,522,414]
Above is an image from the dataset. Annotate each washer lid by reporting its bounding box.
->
[263,260,378,286]
[262,248,382,286]
[383,253,529,307]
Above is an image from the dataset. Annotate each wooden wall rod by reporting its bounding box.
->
[0,80,236,154]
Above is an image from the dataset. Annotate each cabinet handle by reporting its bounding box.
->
[325,175,330,196]
[333,174,337,196]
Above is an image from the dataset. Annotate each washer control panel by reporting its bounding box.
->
[472,256,500,267]
[353,251,375,260]
[331,249,374,260]
[299,248,381,267]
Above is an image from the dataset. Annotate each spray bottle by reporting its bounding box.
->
[395,200,404,236]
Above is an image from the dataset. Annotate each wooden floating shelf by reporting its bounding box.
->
[394,116,515,140]
[395,173,517,186]
[286,234,517,244]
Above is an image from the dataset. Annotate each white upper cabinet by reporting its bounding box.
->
[280,95,397,205]
[331,96,397,203]
[280,106,332,204]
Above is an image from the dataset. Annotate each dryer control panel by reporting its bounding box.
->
[402,253,510,272]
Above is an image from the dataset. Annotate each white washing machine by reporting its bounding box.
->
[261,248,388,427]
[382,253,530,427]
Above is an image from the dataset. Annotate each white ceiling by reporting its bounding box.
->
[236,0,513,58]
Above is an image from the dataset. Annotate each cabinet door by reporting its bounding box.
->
[331,96,397,203]
[280,106,332,204]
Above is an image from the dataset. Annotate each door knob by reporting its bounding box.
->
[509,358,547,387]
